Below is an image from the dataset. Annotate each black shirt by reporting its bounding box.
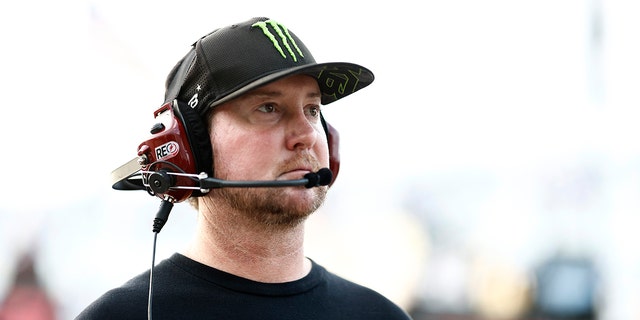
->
[76,253,412,319]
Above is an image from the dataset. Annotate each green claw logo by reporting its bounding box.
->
[252,20,304,62]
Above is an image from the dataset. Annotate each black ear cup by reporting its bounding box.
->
[172,100,214,197]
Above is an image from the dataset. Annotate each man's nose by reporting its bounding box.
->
[285,110,317,151]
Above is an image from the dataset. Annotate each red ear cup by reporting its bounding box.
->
[324,120,340,187]
[137,102,198,202]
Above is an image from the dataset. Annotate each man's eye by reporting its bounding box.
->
[308,106,321,118]
[257,104,276,113]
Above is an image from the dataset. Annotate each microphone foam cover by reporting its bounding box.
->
[304,168,333,188]
[317,168,333,186]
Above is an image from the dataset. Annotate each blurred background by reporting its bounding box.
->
[1,0,639,319]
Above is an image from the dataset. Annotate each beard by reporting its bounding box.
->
[215,186,327,229]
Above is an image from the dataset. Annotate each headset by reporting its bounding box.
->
[113,97,340,204]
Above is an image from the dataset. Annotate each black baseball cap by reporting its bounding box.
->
[164,16,375,117]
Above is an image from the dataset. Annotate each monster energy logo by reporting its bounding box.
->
[252,20,304,62]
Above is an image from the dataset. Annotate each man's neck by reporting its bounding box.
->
[183,205,311,283]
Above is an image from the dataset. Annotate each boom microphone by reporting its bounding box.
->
[200,168,333,189]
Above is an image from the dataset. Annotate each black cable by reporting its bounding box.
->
[148,199,174,320]
[148,232,159,320]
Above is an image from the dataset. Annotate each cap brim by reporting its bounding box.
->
[208,62,374,108]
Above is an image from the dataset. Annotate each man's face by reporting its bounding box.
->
[206,74,330,227]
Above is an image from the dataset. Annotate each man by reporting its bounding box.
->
[77,17,411,319]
